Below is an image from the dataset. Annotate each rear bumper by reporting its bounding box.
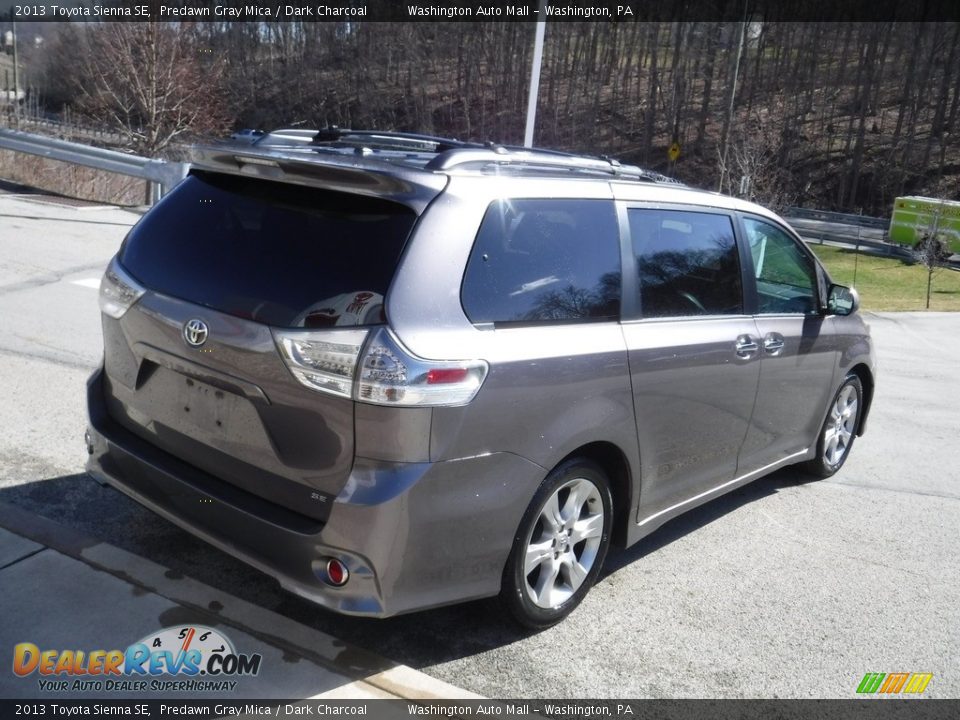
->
[85,368,544,617]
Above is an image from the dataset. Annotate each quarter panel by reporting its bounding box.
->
[429,323,638,475]
[324,452,547,615]
[354,404,432,462]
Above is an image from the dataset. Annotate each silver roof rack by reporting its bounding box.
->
[228,127,683,186]
[425,147,683,184]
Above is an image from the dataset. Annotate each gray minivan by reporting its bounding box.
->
[86,130,875,628]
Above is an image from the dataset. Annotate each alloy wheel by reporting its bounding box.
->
[823,384,859,467]
[522,477,605,609]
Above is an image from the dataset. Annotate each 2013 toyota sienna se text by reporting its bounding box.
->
[85,130,875,628]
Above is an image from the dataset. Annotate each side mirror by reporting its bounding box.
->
[827,284,859,316]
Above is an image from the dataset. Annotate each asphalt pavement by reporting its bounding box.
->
[0,501,478,701]
[0,189,957,699]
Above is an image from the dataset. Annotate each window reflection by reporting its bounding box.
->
[629,210,742,318]
[462,200,622,324]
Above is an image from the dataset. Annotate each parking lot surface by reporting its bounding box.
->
[1,190,957,698]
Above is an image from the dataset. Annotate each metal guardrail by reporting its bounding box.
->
[800,232,916,260]
[784,206,889,230]
[0,128,188,204]
[782,205,920,257]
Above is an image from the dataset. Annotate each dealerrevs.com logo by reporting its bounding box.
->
[13,625,263,693]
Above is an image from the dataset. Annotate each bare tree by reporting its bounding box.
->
[717,119,795,213]
[915,203,950,309]
[26,21,960,216]
[70,24,228,157]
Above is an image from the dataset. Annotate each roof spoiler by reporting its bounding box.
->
[189,145,447,213]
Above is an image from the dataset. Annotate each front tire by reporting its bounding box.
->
[501,459,612,629]
[802,373,863,478]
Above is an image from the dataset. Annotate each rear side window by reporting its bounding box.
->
[628,209,742,318]
[461,199,621,325]
[119,172,417,328]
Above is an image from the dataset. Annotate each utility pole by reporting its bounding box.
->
[11,10,21,129]
[718,3,748,192]
[523,2,546,148]
[853,210,862,288]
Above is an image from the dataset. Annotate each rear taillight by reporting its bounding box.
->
[356,328,487,406]
[99,257,146,319]
[273,327,487,407]
[274,328,369,399]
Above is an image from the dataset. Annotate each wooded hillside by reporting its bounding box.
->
[13,21,960,216]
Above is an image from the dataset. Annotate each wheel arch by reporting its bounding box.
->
[847,363,874,435]
[558,441,634,548]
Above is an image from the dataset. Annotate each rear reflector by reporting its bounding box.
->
[426,368,469,384]
[325,558,349,587]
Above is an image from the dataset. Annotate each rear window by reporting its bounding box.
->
[119,172,417,328]
[461,199,621,325]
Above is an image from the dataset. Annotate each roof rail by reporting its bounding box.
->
[425,147,682,184]
[246,127,682,185]
[310,127,485,153]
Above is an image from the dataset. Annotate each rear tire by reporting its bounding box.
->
[802,373,863,478]
[501,459,612,629]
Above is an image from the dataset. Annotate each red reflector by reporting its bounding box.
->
[427,368,469,384]
[326,559,348,586]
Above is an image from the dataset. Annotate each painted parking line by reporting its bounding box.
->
[70,278,102,289]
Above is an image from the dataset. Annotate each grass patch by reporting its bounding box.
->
[810,244,960,311]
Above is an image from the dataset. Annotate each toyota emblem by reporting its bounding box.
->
[183,318,209,347]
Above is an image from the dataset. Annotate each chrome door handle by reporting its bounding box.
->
[763,333,785,356]
[735,335,759,358]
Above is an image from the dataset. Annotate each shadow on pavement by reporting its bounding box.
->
[602,466,810,576]
[0,465,812,671]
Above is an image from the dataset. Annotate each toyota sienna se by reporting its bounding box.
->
[86,130,875,628]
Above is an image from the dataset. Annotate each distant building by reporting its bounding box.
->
[1,89,27,105]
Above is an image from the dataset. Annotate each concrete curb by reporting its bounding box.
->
[0,500,482,701]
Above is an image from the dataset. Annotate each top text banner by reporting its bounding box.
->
[4,0,960,22]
